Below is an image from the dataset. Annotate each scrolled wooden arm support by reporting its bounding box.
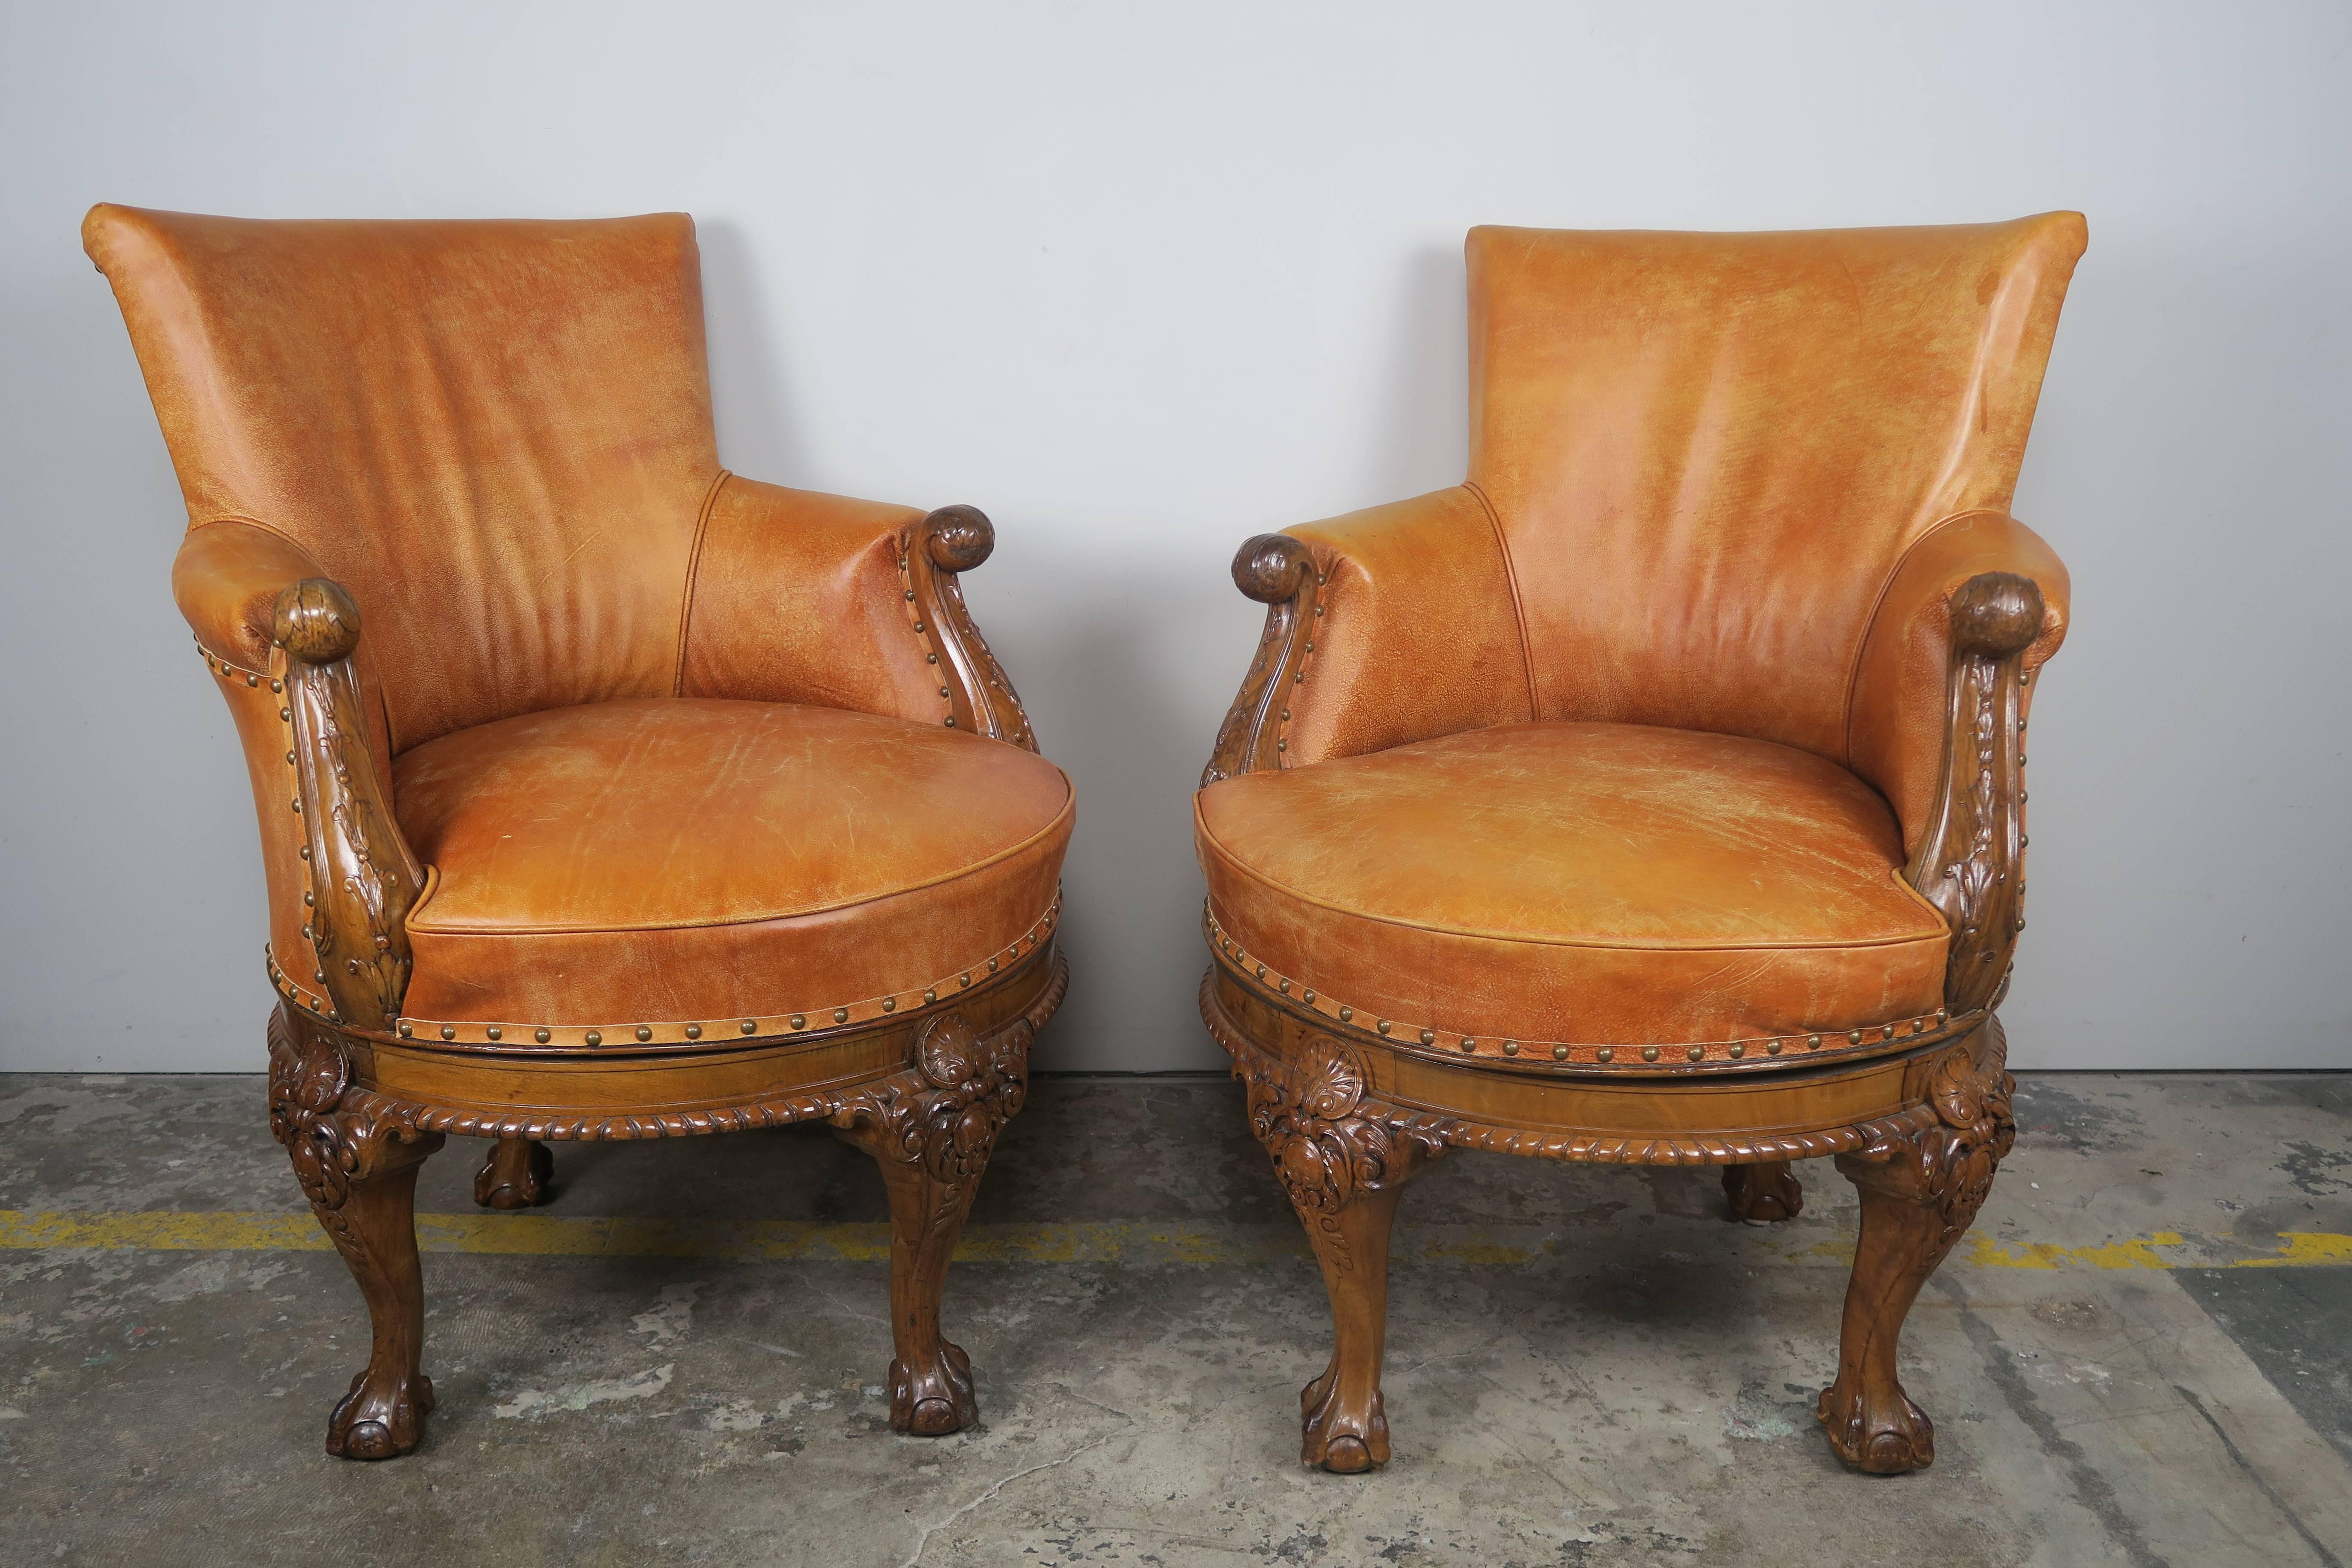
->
[1902,571,2044,1015]
[273,578,427,1032]
[904,505,1038,750]
[1201,533,1320,787]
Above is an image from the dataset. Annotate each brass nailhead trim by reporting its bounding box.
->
[585,1031,601,1046]
[833,1008,849,1023]
[1503,1040,1519,1056]
[441,1026,456,1041]
[789,1016,804,1031]
[536,1029,551,1043]
[685,1024,701,1040]
[1642,1047,1660,1062]
[1552,1044,1568,1061]
[636,1026,652,1042]
[486,1026,501,1041]
[883,998,897,1012]
[1418,1029,1435,1045]
[1596,1047,1613,1063]
[1728,1043,1745,1059]
[1687,1045,1704,1061]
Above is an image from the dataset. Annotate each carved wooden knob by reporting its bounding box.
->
[273,578,362,665]
[1232,533,1313,604]
[923,505,995,572]
[1948,572,2044,658]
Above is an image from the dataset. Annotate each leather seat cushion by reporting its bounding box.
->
[1195,722,1948,1048]
[392,698,1072,1031]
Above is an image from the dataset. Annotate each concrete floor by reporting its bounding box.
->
[1,1071,2346,1567]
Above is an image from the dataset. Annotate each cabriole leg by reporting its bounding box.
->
[1293,1180,1418,1472]
[269,1005,446,1459]
[850,1146,983,1434]
[311,1136,443,1458]
[1818,1049,2016,1473]
[829,1011,1030,1436]
[1241,1039,1445,1473]
[1723,1159,1804,1221]
[473,1137,554,1209]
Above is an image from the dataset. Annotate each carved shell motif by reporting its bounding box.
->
[1246,1040,1424,1217]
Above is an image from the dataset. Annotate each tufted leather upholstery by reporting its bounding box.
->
[91,204,1070,1044]
[1200,216,2080,1055]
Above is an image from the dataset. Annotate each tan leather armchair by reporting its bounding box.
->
[87,205,1072,1459]
[1196,215,2082,1474]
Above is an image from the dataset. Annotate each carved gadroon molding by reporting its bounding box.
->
[903,505,1038,750]
[1202,533,1320,787]
[273,578,425,1032]
[1201,971,1950,1167]
[266,1006,444,1459]
[1905,571,2043,1015]
[1817,1037,2017,1473]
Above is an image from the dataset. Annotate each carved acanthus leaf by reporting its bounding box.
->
[275,579,425,1032]
[903,507,1038,750]
[1904,572,2043,1015]
[832,1011,1031,1187]
[1201,534,1318,787]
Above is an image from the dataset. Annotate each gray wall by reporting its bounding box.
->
[3,2,2347,1073]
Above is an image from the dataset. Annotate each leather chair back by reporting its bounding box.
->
[1466,214,2086,761]
[84,205,722,751]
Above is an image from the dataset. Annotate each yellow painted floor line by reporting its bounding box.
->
[0,1210,2344,1270]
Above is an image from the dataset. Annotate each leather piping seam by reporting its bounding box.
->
[280,893,1062,1048]
[1836,506,2011,768]
[1462,480,1540,720]
[404,780,1072,937]
[1204,906,1970,1073]
[671,469,734,695]
[1195,804,1948,956]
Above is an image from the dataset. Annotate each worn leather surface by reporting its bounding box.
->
[394,699,1072,1025]
[1282,487,1534,769]
[1466,215,2083,771]
[1197,723,1948,1046]
[678,475,942,722]
[88,204,719,753]
[99,205,1071,1046]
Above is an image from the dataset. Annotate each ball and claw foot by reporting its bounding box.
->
[891,1341,979,1435]
[1300,1362,1389,1473]
[326,1369,435,1460]
[1817,1375,1936,1474]
[474,1139,554,1210]
[1724,1161,1804,1223]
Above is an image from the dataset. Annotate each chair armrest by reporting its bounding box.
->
[1200,485,1531,785]
[680,475,1037,748]
[174,523,424,1031]
[1847,509,2070,1013]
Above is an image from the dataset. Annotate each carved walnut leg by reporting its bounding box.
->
[1818,1046,2016,1474]
[309,1134,443,1458]
[269,1006,447,1459]
[842,1139,984,1433]
[1294,1178,1425,1473]
[1243,1040,1446,1473]
[473,1138,554,1209]
[830,1012,1029,1436]
[1724,1159,1804,1222]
